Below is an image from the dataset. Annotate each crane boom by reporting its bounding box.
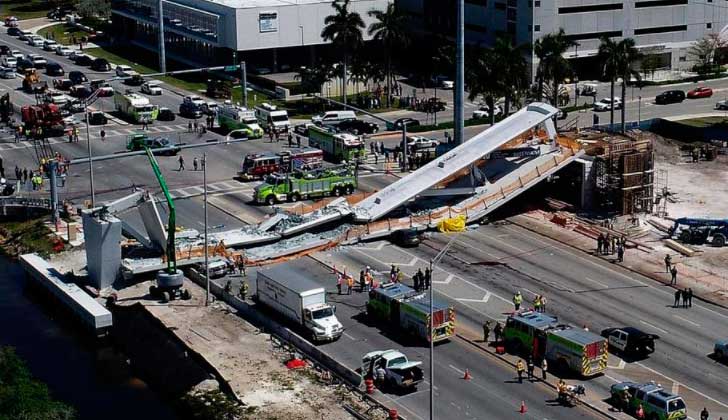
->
[145,147,176,272]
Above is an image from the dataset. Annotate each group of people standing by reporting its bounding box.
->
[597,232,626,262]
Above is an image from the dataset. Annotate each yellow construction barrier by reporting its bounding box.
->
[437,215,466,232]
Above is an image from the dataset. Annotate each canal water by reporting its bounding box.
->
[0,258,178,420]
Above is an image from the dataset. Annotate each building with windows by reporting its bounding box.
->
[110,0,390,70]
[397,0,728,80]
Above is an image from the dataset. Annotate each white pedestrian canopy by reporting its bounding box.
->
[353,102,559,222]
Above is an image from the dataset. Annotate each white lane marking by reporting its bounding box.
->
[672,382,680,395]
[449,364,465,375]
[432,273,453,285]
[672,314,700,327]
[342,331,356,340]
[456,292,490,303]
[584,277,609,288]
[636,362,728,409]
[394,246,512,305]
[639,320,668,335]
[608,359,626,370]
[502,225,728,321]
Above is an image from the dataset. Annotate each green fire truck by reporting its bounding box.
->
[366,282,455,343]
[503,311,608,377]
[308,125,365,163]
[254,164,357,205]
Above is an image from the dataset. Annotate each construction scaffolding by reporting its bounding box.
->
[592,133,655,215]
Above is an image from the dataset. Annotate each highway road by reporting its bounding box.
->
[312,224,728,419]
[223,259,602,420]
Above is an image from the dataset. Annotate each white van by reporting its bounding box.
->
[254,102,290,132]
[311,110,356,126]
[1,56,17,68]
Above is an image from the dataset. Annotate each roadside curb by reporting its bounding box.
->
[455,333,620,420]
[507,216,728,311]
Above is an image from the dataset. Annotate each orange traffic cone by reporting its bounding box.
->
[463,368,472,380]
[519,401,527,414]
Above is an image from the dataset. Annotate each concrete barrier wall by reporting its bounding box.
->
[185,269,363,388]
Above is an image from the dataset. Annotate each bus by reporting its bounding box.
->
[308,125,365,163]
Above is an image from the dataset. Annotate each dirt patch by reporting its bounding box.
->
[114,280,356,420]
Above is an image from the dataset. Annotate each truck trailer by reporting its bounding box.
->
[256,265,343,342]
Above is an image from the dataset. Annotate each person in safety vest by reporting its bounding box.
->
[513,291,523,310]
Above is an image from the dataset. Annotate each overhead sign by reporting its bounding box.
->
[259,11,278,33]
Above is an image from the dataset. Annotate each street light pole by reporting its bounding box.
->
[85,107,95,207]
[428,234,458,420]
[203,153,210,306]
[638,96,642,127]
[454,0,464,145]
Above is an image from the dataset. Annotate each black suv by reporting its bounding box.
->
[46,62,64,76]
[91,58,111,72]
[655,90,685,105]
[336,119,379,135]
[6,27,21,36]
[69,71,88,85]
[0,45,9,55]
[74,55,93,66]
[16,58,34,72]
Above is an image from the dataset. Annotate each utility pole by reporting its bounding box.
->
[402,122,408,172]
[157,0,166,74]
[429,234,458,420]
[203,153,210,306]
[49,160,58,226]
[85,108,95,207]
[454,0,464,145]
[241,61,248,109]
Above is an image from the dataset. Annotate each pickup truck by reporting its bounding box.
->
[361,349,424,391]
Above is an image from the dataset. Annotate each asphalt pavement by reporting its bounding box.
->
[313,224,728,419]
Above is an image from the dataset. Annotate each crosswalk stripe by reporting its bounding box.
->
[147,127,162,133]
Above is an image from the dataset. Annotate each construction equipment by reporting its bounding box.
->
[669,217,728,247]
[144,147,191,303]
[366,282,455,343]
[503,311,608,377]
[22,69,48,93]
[21,103,65,136]
[253,164,357,205]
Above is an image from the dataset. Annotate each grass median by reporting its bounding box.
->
[38,23,86,46]
[0,0,52,20]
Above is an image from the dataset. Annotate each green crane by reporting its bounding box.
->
[145,147,190,302]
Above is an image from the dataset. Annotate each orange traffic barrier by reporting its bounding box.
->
[519,401,527,414]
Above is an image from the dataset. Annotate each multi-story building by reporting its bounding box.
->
[110,0,390,70]
[398,0,728,80]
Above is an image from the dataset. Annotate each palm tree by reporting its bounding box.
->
[368,3,409,107]
[598,36,620,130]
[534,29,576,105]
[616,38,642,133]
[491,37,529,115]
[467,48,503,126]
[321,0,365,105]
[295,61,333,95]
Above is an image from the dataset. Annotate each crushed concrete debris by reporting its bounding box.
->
[246,225,351,260]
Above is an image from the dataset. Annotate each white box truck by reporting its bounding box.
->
[256,265,343,342]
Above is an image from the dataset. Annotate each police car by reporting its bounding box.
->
[610,381,687,420]
[601,327,659,357]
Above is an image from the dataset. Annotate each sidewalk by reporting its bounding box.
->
[508,211,728,309]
